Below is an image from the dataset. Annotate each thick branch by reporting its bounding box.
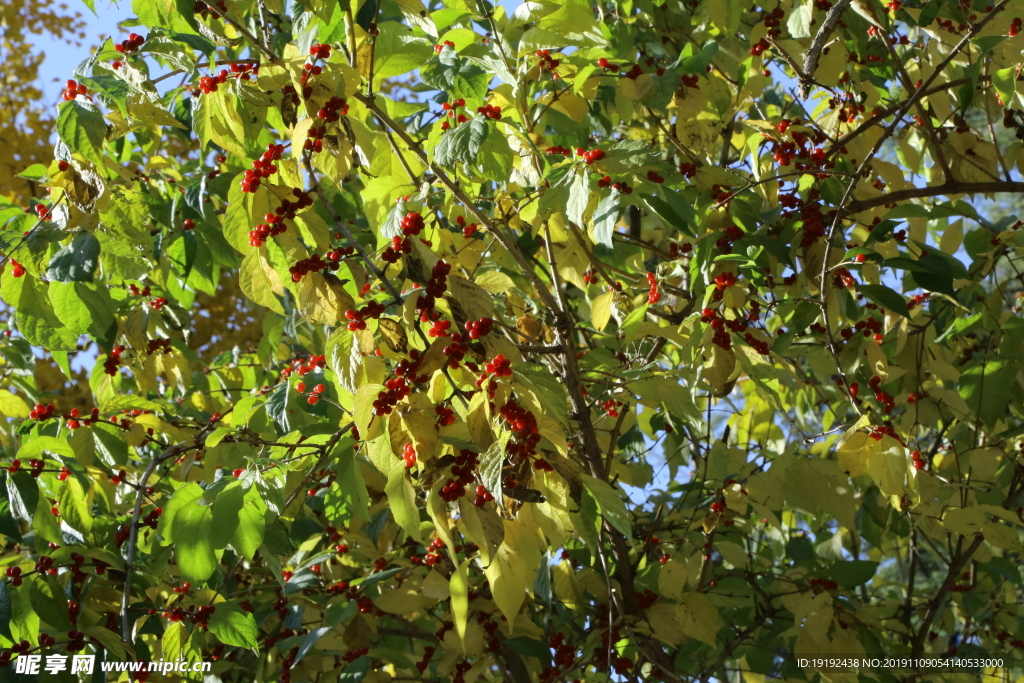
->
[843,180,1024,215]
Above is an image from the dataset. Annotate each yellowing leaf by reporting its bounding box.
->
[484,543,528,627]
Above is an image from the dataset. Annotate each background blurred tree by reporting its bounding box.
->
[0,1,85,201]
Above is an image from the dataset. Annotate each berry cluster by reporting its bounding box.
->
[645,272,661,304]
[433,40,455,53]
[371,376,412,416]
[128,281,150,297]
[535,49,560,77]
[499,397,542,461]
[680,73,700,89]
[401,443,416,469]
[808,577,839,591]
[911,449,926,470]
[622,63,645,80]
[1012,17,1022,36]
[104,345,125,376]
[240,143,285,193]
[477,103,502,119]
[147,338,172,355]
[464,316,493,339]
[596,57,619,72]
[545,145,572,156]
[401,211,424,236]
[715,224,745,252]
[344,301,385,331]
[603,399,621,417]
[668,242,693,258]
[7,260,25,278]
[701,308,733,350]
[438,449,479,502]
[114,33,145,53]
[308,43,331,60]
[454,214,477,237]
[382,235,412,263]
[288,254,330,281]
[296,382,326,405]
[713,271,736,291]
[583,269,597,284]
[439,98,469,129]
[428,319,451,337]
[150,296,167,310]
[646,170,665,183]
[62,79,88,101]
[2,566,22,587]
[198,70,230,94]
[418,538,448,567]
[29,403,56,421]
[416,261,451,322]
[473,484,496,507]
[580,148,606,164]
[867,376,896,413]
[315,96,348,122]
[442,333,469,369]
[279,354,326,380]
[483,354,512,377]
[435,404,456,427]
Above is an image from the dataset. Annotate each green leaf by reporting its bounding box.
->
[786,0,813,38]
[233,486,267,560]
[959,359,1014,429]
[592,192,619,248]
[642,192,697,237]
[0,583,13,641]
[49,282,115,339]
[373,23,434,80]
[434,118,489,167]
[478,430,511,509]
[57,476,93,534]
[680,41,719,74]
[826,560,879,588]
[580,474,633,542]
[56,100,107,168]
[0,275,78,352]
[855,284,909,317]
[705,0,741,34]
[46,232,101,283]
[566,169,590,228]
[172,501,217,584]
[207,603,259,650]
[992,67,1016,107]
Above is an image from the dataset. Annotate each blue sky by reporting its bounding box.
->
[35,1,133,103]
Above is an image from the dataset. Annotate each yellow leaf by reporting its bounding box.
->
[297,272,355,325]
[703,344,736,396]
[374,587,435,615]
[590,290,614,331]
[551,560,581,610]
[385,467,422,543]
[484,543,528,627]
[421,569,451,601]
[475,271,516,294]
[658,559,688,601]
[450,559,471,648]
[649,602,686,645]
[0,390,29,418]
[837,432,873,477]
[617,74,655,101]
[677,592,719,647]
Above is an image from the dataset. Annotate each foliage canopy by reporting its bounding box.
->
[2,0,1024,681]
